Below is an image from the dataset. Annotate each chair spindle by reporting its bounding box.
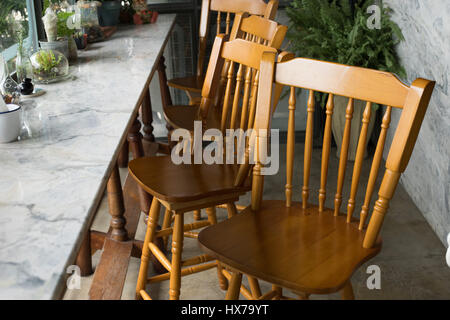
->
[319,94,334,212]
[347,101,372,223]
[302,90,315,209]
[221,62,235,132]
[240,66,253,131]
[216,11,221,35]
[246,71,260,130]
[286,86,296,207]
[334,98,354,216]
[230,63,244,130]
[359,106,392,229]
[226,12,231,34]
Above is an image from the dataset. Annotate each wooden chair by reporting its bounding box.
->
[163,14,287,221]
[164,12,287,134]
[198,55,436,300]
[129,36,286,300]
[167,0,279,105]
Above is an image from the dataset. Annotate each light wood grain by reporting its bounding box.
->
[199,56,435,300]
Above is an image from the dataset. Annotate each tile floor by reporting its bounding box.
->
[63,143,450,300]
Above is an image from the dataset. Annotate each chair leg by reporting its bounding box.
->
[117,140,129,168]
[226,202,238,218]
[298,292,310,300]
[273,285,283,300]
[141,89,155,142]
[248,276,262,299]
[161,208,172,250]
[136,198,161,300]
[128,117,152,215]
[206,207,228,291]
[193,210,201,221]
[340,280,355,300]
[169,213,184,300]
[225,272,242,300]
[75,231,93,276]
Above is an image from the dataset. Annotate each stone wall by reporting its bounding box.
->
[383,0,450,245]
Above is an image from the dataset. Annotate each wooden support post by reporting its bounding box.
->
[75,231,93,276]
[118,140,129,168]
[107,165,128,241]
[155,55,176,152]
[141,89,155,142]
[157,55,173,109]
[128,117,145,159]
[127,116,152,215]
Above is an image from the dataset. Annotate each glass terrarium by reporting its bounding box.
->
[78,1,104,43]
[30,49,69,84]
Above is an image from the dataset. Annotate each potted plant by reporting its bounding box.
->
[133,9,158,25]
[57,11,78,61]
[132,0,158,24]
[286,0,405,160]
[30,49,69,83]
[98,0,122,27]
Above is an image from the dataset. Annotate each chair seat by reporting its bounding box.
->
[128,156,250,203]
[163,105,222,132]
[167,75,204,93]
[198,200,382,294]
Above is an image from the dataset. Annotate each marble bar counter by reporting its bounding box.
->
[0,14,176,299]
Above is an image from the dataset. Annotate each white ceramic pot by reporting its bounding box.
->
[0,104,21,143]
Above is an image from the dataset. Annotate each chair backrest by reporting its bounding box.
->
[212,13,287,110]
[197,0,279,77]
[252,57,435,249]
[198,36,277,131]
[196,36,289,188]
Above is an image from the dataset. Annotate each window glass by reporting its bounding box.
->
[0,0,38,61]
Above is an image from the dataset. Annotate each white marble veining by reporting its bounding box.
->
[0,14,176,299]
[382,1,450,247]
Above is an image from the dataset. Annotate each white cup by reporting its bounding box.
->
[0,104,22,143]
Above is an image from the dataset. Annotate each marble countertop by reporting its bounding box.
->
[0,14,176,299]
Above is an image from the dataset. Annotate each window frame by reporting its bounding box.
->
[1,0,39,62]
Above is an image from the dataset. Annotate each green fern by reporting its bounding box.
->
[286,0,405,78]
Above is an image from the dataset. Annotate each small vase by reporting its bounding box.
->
[16,48,34,84]
[18,78,34,95]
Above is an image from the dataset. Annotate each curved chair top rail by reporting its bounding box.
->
[211,0,276,17]
[221,38,278,70]
[275,58,410,109]
[236,13,287,49]
[200,0,279,38]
